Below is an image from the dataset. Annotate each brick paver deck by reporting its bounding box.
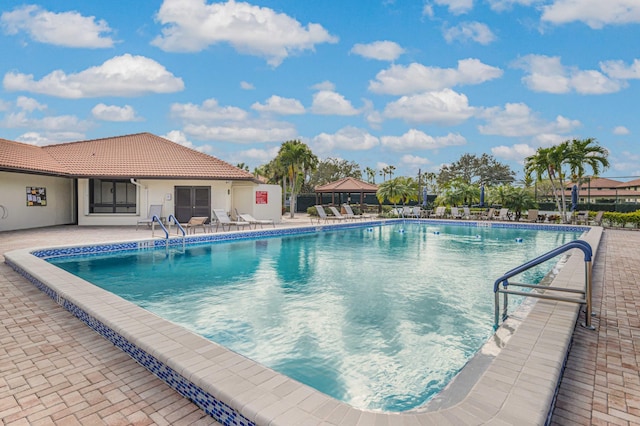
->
[1,225,639,424]
[550,229,640,425]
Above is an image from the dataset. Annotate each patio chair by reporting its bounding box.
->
[575,210,589,225]
[521,209,539,223]
[343,204,372,220]
[463,207,473,220]
[429,206,446,218]
[480,208,495,220]
[184,216,209,234]
[212,209,250,232]
[329,206,349,221]
[497,208,510,221]
[590,211,604,226]
[450,207,463,219]
[238,213,275,229]
[136,204,163,230]
[314,205,344,224]
[409,206,421,218]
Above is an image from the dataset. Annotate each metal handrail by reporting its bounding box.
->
[494,240,594,330]
[151,215,169,239]
[167,214,186,251]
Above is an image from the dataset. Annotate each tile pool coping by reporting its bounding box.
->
[4,220,602,425]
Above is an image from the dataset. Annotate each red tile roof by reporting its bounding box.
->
[315,177,378,192]
[1,133,255,181]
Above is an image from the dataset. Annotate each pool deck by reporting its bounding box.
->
[1,218,639,425]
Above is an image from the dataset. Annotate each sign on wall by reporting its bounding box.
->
[26,187,47,206]
[256,190,268,204]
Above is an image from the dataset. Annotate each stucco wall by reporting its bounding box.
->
[0,171,74,232]
[232,184,282,223]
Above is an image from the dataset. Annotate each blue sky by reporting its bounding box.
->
[1,0,639,180]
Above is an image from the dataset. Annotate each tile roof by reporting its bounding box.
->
[1,133,255,181]
[315,176,378,192]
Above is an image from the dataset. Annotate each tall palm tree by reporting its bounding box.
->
[365,167,376,184]
[525,144,566,220]
[566,138,610,188]
[276,140,318,218]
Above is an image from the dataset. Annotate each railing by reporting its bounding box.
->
[167,214,186,251]
[494,240,594,330]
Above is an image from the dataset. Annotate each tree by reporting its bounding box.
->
[376,177,415,210]
[437,153,515,187]
[307,158,362,189]
[276,140,318,218]
[236,162,250,172]
[438,178,479,206]
[503,187,537,221]
[525,138,609,223]
[365,167,376,184]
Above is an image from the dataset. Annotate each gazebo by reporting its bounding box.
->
[314,177,379,212]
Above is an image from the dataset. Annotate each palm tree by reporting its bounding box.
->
[525,144,567,221]
[236,162,250,172]
[365,167,376,184]
[504,187,537,221]
[376,177,412,211]
[276,140,318,218]
[565,137,610,195]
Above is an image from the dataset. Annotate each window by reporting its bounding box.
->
[89,179,136,213]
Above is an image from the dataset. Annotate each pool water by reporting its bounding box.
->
[50,223,583,411]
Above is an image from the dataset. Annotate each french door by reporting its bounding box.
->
[174,186,211,223]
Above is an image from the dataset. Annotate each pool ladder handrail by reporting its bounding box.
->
[493,239,594,330]
[150,215,186,251]
[166,215,186,251]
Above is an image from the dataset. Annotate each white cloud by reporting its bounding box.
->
[541,0,640,29]
[478,102,581,137]
[350,40,405,61]
[183,121,297,144]
[487,0,539,12]
[1,5,114,48]
[311,127,379,153]
[163,130,195,148]
[381,129,467,151]
[613,126,630,135]
[91,104,141,122]
[171,98,248,122]
[312,81,335,91]
[491,143,537,163]
[3,54,184,98]
[513,54,625,94]
[227,146,280,166]
[2,111,91,132]
[443,22,496,45]
[15,131,86,146]
[152,0,338,67]
[383,89,476,125]
[401,154,430,167]
[429,0,474,15]
[251,95,305,115]
[369,59,503,95]
[16,96,46,112]
[311,91,359,116]
[240,81,255,90]
[600,59,640,79]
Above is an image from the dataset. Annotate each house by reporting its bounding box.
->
[0,133,282,231]
[565,177,640,204]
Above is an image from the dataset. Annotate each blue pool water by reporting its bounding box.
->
[50,223,583,411]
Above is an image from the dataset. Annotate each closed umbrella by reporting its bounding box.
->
[422,187,428,207]
[480,184,485,208]
[571,184,578,212]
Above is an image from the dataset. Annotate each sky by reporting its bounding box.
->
[1,0,639,181]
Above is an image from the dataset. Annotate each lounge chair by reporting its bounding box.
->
[184,216,208,234]
[521,209,539,223]
[410,206,422,218]
[590,211,604,226]
[497,208,510,221]
[575,210,589,225]
[329,206,349,221]
[480,208,495,220]
[429,206,446,218]
[238,213,275,229]
[343,204,372,220]
[463,207,473,220]
[136,204,163,230]
[314,205,344,224]
[450,207,463,219]
[212,209,250,232]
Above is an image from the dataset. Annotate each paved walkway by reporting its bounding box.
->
[1,224,639,425]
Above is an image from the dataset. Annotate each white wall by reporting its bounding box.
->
[0,171,74,231]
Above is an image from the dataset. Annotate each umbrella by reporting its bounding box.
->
[571,184,578,212]
[479,184,485,208]
[422,187,428,207]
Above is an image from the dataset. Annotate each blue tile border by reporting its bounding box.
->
[4,257,256,426]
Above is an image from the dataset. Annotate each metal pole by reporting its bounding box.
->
[582,260,595,330]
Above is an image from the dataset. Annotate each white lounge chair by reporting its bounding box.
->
[521,209,539,223]
[238,213,275,229]
[184,216,208,234]
[212,209,250,232]
[429,206,446,218]
[450,207,463,219]
[342,204,372,220]
[314,205,344,224]
[329,206,349,221]
[136,204,163,230]
[480,208,495,221]
[497,208,510,221]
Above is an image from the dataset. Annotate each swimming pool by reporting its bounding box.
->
[47,222,583,412]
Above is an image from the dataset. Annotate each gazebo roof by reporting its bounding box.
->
[315,177,378,193]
